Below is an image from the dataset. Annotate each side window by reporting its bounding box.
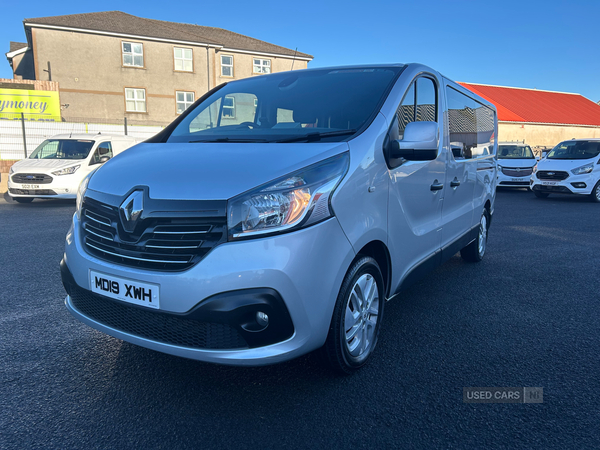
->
[447,86,495,160]
[396,77,437,140]
[91,142,113,165]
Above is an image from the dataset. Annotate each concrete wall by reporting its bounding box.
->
[31,27,308,124]
[499,122,600,147]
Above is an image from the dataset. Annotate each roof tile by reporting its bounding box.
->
[25,11,312,59]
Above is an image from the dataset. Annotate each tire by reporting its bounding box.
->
[14,197,34,203]
[322,256,385,374]
[590,181,600,203]
[534,191,550,199]
[460,209,489,263]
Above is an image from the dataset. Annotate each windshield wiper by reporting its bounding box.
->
[275,129,357,143]
[189,137,269,143]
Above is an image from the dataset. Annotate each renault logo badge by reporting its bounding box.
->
[120,190,144,233]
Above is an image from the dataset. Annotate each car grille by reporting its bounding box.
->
[81,198,227,271]
[499,181,530,186]
[537,170,569,180]
[9,188,57,195]
[11,173,53,184]
[70,286,248,350]
[501,167,533,177]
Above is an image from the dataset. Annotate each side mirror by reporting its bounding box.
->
[391,121,439,161]
[99,155,111,163]
[536,155,540,161]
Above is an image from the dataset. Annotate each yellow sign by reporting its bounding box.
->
[0,88,61,120]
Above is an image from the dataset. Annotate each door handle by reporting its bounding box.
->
[430,181,444,191]
[450,178,461,188]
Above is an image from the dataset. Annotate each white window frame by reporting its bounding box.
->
[253,58,271,74]
[122,42,144,67]
[125,88,147,112]
[174,47,193,72]
[176,91,195,114]
[222,96,235,118]
[221,54,234,77]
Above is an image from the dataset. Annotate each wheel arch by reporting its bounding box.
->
[356,240,391,298]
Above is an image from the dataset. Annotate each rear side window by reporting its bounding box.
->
[446,87,495,160]
[396,77,438,139]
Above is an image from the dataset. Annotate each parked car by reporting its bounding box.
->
[496,142,539,188]
[60,64,498,373]
[531,139,600,202]
[8,133,139,203]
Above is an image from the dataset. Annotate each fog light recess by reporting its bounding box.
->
[256,311,269,328]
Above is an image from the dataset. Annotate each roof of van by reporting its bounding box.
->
[49,133,137,141]
[458,82,600,127]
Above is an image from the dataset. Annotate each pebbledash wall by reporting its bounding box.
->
[498,122,600,146]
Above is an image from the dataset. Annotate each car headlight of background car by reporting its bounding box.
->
[571,163,594,175]
[9,166,15,175]
[227,153,349,240]
[52,165,81,176]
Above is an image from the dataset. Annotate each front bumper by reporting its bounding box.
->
[62,213,356,366]
[8,174,81,199]
[530,173,596,195]
[496,171,533,188]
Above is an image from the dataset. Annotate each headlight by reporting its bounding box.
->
[9,166,15,175]
[52,165,80,176]
[76,171,95,219]
[532,164,538,173]
[228,153,349,240]
[571,163,594,175]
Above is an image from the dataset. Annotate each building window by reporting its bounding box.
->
[253,58,271,74]
[125,88,146,112]
[222,96,235,117]
[174,47,193,72]
[221,55,233,77]
[176,91,195,114]
[122,42,143,67]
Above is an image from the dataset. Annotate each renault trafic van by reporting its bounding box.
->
[61,64,498,373]
[8,133,138,203]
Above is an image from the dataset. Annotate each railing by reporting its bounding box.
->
[0,113,167,160]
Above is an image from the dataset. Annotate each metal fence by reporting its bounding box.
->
[0,113,167,160]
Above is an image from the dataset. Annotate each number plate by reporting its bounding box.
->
[21,184,40,189]
[511,177,526,182]
[542,181,559,186]
[90,270,160,309]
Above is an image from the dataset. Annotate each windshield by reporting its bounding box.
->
[498,145,534,159]
[167,67,403,143]
[29,139,95,160]
[547,141,600,160]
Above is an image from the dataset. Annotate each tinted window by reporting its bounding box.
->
[396,77,437,139]
[167,67,402,143]
[547,141,600,160]
[447,87,495,160]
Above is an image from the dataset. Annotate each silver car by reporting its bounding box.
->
[61,64,498,373]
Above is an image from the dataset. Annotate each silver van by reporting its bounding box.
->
[61,64,497,373]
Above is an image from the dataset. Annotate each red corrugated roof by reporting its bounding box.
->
[458,82,600,127]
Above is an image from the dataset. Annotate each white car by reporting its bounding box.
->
[8,134,139,203]
[496,142,538,188]
[531,139,600,202]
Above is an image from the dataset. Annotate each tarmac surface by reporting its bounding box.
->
[1,189,599,449]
